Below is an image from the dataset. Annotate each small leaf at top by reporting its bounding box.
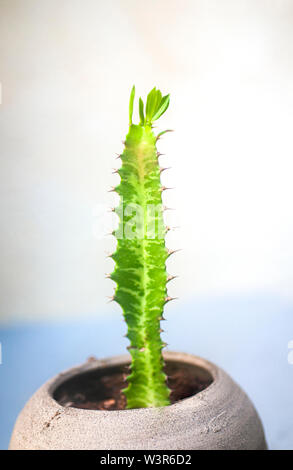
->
[139,97,145,125]
[145,87,157,123]
[152,95,170,122]
[129,85,135,125]
[153,90,162,115]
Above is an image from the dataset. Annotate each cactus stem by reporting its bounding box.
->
[111,86,172,409]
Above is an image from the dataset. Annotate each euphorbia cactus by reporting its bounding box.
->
[110,86,174,408]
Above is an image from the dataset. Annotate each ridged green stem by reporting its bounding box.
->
[110,87,171,408]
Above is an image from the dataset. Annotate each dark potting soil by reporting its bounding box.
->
[54,359,213,411]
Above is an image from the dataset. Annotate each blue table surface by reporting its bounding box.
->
[0,293,292,450]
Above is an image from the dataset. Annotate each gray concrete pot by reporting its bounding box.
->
[9,352,267,450]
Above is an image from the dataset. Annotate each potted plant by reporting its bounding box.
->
[9,87,267,450]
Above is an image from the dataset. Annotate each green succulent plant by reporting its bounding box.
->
[110,86,175,408]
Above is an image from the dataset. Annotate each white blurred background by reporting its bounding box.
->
[1,0,293,323]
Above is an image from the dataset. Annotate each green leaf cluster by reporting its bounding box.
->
[129,85,170,126]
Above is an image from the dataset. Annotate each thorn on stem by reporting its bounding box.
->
[165,296,178,303]
[156,129,174,142]
[167,248,181,256]
[160,167,171,174]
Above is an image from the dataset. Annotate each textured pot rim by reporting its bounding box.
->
[10,351,268,450]
[49,351,220,414]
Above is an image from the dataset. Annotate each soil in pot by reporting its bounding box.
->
[53,359,213,411]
